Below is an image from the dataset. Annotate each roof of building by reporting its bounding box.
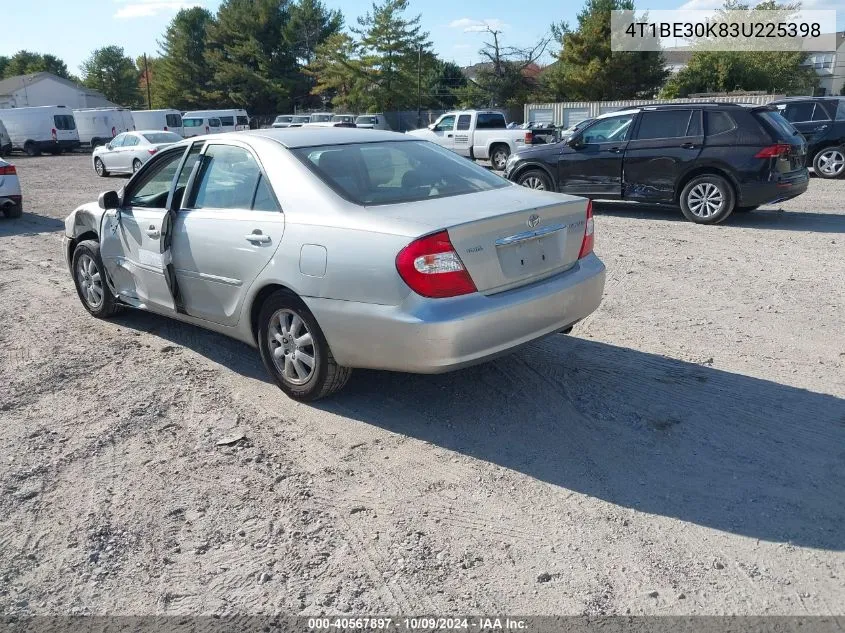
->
[0,72,110,101]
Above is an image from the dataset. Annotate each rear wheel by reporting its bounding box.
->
[813,147,845,179]
[71,240,122,318]
[257,290,351,401]
[24,141,40,157]
[490,144,510,171]
[132,158,142,173]
[3,203,22,219]
[94,157,108,177]
[517,169,553,191]
[679,174,735,224]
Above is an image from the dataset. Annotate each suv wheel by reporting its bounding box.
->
[517,169,552,191]
[813,147,845,179]
[679,174,735,224]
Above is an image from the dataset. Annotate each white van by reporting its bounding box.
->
[183,109,249,133]
[0,105,81,156]
[73,108,135,148]
[131,109,183,136]
[0,119,11,156]
[182,115,222,138]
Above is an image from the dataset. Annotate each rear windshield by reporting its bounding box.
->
[54,114,76,130]
[356,116,377,124]
[237,116,249,126]
[476,113,507,129]
[219,116,235,126]
[142,132,183,144]
[183,118,203,127]
[165,113,182,127]
[756,110,799,140]
[293,140,508,206]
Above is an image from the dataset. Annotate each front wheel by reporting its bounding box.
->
[257,291,352,401]
[679,174,735,224]
[517,169,553,191]
[71,240,122,318]
[94,157,108,177]
[490,145,510,171]
[813,147,845,179]
[132,158,142,173]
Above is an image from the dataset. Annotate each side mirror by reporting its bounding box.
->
[105,143,113,150]
[427,123,436,130]
[567,136,583,149]
[98,190,120,209]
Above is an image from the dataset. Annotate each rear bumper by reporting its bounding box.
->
[0,142,11,155]
[739,169,809,206]
[305,253,606,373]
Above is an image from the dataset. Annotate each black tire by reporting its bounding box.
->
[24,141,40,157]
[490,144,510,171]
[50,147,62,155]
[257,290,351,401]
[91,138,103,149]
[94,157,108,177]
[71,240,122,318]
[132,158,142,173]
[734,205,759,213]
[812,147,845,179]
[679,174,735,224]
[3,203,22,219]
[517,169,553,191]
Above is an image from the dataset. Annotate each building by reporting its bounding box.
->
[0,72,116,110]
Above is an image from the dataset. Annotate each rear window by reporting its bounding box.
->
[183,118,203,127]
[219,116,235,126]
[476,113,506,129]
[237,116,249,126]
[54,114,76,130]
[209,118,221,128]
[166,113,182,128]
[292,140,508,206]
[275,116,293,123]
[142,132,183,144]
[705,111,736,136]
[292,116,310,123]
[756,110,799,140]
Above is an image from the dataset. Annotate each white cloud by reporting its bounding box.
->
[447,18,509,33]
[114,1,202,19]
[677,0,722,9]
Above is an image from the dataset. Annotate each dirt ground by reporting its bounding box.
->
[1,153,843,616]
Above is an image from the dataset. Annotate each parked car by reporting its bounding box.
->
[330,114,356,128]
[272,115,295,128]
[504,103,809,224]
[131,109,184,137]
[0,119,11,156]
[182,116,222,138]
[301,112,334,128]
[62,129,605,401]
[355,114,390,130]
[73,108,134,148]
[288,115,311,128]
[0,157,22,218]
[184,109,250,133]
[407,110,532,170]
[92,130,183,176]
[0,105,81,156]
[769,97,845,179]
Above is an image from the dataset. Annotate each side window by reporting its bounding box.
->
[705,111,736,136]
[635,110,692,140]
[111,133,126,147]
[172,143,204,209]
[811,103,831,121]
[476,113,506,129]
[456,115,471,131]
[123,135,139,147]
[252,174,280,212]
[209,118,221,128]
[219,116,235,126]
[189,145,274,211]
[126,150,185,208]
[782,102,814,123]
[687,110,703,136]
[433,115,455,132]
[582,114,635,143]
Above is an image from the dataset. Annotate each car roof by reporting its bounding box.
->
[241,128,414,148]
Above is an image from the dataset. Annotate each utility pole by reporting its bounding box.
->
[417,44,422,129]
[143,53,152,110]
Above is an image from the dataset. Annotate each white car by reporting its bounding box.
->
[92,130,183,177]
[0,157,22,218]
[355,114,391,130]
[301,112,334,128]
[272,115,294,128]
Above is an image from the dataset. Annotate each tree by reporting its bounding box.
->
[539,0,668,101]
[285,0,344,110]
[81,46,142,106]
[156,7,217,110]
[136,55,166,110]
[422,59,466,109]
[307,33,372,111]
[205,0,298,114]
[470,27,549,107]
[1,50,74,81]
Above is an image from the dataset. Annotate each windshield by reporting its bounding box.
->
[332,115,353,123]
[293,140,509,206]
[311,114,333,123]
[275,116,292,123]
[142,132,183,144]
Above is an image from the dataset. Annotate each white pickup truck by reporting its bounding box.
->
[406,110,531,170]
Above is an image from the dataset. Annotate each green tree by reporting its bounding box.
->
[469,27,549,108]
[285,0,344,110]
[1,50,74,80]
[81,46,142,106]
[156,7,217,110]
[422,59,466,108]
[206,0,298,114]
[540,0,667,101]
[307,32,372,110]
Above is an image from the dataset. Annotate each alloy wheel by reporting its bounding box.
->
[522,175,546,190]
[76,253,103,308]
[94,159,105,176]
[268,309,316,385]
[687,182,724,219]
[817,149,845,177]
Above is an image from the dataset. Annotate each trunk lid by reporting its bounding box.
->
[376,187,589,295]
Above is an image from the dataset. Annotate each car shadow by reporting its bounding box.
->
[0,211,65,237]
[594,202,845,233]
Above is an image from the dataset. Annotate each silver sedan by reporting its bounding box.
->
[63,129,605,400]
[92,130,183,177]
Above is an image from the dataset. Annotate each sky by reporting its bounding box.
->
[3,0,845,76]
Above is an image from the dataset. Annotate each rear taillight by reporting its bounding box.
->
[148,148,158,155]
[755,143,790,158]
[0,165,17,175]
[51,128,57,142]
[578,200,594,259]
[396,231,477,298]
[524,131,533,144]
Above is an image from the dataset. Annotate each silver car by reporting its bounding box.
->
[63,129,605,400]
[93,131,184,176]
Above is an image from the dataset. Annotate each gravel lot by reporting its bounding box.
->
[1,153,843,616]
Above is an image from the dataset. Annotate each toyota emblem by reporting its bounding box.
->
[527,214,540,228]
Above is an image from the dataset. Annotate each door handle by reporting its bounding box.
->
[447,134,453,138]
[245,231,271,244]
[609,147,623,154]
[146,225,160,238]
[680,142,697,149]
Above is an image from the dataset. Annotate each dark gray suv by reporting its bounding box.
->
[769,97,845,179]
